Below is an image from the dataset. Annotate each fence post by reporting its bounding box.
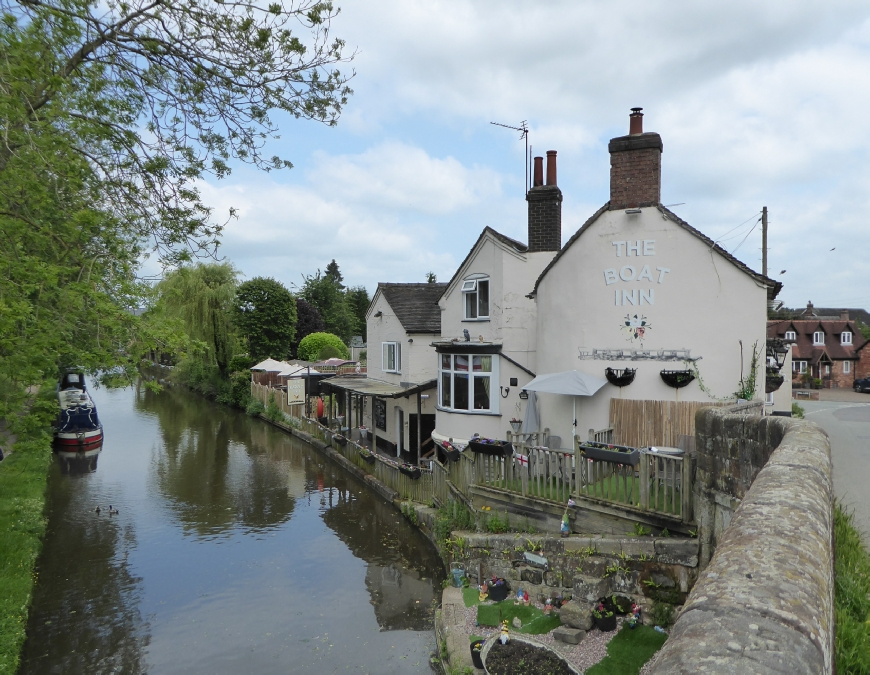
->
[638,454,650,510]
[681,455,692,523]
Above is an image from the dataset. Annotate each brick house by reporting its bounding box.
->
[767,303,868,388]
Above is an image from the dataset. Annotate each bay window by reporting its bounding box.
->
[439,353,497,413]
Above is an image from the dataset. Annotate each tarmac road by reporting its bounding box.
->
[801,390,870,542]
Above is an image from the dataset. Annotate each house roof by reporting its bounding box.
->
[767,319,867,360]
[377,282,447,334]
[529,203,782,300]
[440,226,528,301]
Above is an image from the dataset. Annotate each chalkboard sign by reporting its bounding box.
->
[374,398,387,431]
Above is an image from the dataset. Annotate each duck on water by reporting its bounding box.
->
[54,371,103,449]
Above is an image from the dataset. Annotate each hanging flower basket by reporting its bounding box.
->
[358,449,376,464]
[578,441,640,466]
[765,369,785,393]
[468,439,513,456]
[399,463,421,479]
[605,367,637,387]
[333,434,348,447]
[660,369,696,389]
[510,419,522,433]
[438,442,460,463]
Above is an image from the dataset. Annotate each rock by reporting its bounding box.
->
[574,575,609,602]
[521,568,543,585]
[512,616,523,629]
[559,601,593,630]
[553,627,586,644]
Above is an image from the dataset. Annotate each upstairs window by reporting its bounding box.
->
[813,331,825,345]
[462,277,490,320]
[784,331,796,341]
[382,342,401,373]
[842,331,852,345]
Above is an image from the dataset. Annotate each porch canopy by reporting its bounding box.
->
[522,370,608,441]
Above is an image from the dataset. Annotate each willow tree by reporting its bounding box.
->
[156,263,239,374]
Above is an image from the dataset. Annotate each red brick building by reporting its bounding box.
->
[768,303,868,388]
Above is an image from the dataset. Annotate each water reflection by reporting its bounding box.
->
[20,383,444,674]
[19,463,149,674]
[56,445,102,475]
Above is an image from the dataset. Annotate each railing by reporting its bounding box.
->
[432,459,450,507]
[588,426,615,444]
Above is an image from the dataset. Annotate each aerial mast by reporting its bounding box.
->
[490,120,530,195]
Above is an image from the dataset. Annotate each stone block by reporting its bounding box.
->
[621,538,656,559]
[576,557,610,577]
[654,538,699,566]
[591,537,623,555]
[553,627,586,644]
[574,575,610,602]
[563,537,594,552]
[559,600,594,630]
[544,570,566,587]
[521,568,543,585]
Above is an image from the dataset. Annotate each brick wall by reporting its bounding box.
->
[526,185,562,252]
[828,360,855,388]
[857,345,870,379]
[608,132,663,210]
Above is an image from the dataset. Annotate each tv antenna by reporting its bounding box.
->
[491,120,530,195]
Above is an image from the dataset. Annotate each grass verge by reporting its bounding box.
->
[0,391,55,675]
[834,503,870,674]
[585,624,668,675]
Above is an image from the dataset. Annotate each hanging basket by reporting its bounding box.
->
[468,439,513,457]
[660,369,695,389]
[359,449,376,464]
[605,367,637,387]
[765,371,785,394]
[399,463,422,480]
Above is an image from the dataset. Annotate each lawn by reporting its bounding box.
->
[585,624,668,675]
[476,599,562,635]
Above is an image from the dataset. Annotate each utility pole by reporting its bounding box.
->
[761,206,768,277]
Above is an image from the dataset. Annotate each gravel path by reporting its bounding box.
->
[462,600,628,673]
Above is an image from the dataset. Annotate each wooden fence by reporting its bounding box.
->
[609,398,731,448]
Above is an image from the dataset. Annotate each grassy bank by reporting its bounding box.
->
[834,503,870,674]
[0,393,55,675]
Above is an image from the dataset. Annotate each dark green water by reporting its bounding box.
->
[19,383,444,674]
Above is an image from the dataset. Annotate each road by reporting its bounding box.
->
[800,390,870,542]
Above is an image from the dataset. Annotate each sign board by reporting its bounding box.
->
[286,379,305,406]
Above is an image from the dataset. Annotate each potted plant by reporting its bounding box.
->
[592,603,617,632]
[358,425,368,440]
[398,462,421,479]
[470,639,485,669]
[468,437,513,457]
[578,441,640,466]
[438,440,460,462]
[333,433,348,447]
[487,577,510,602]
[358,448,376,464]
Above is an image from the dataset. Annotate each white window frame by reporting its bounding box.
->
[813,331,825,345]
[382,342,401,374]
[793,360,807,374]
[438,353,499,414]
[842,331,852,345]
[784,331,796,341]
[844,360,852,374]
[824,364,831,376]
[462,275,490,321]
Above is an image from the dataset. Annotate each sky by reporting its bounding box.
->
[193,0,870,311]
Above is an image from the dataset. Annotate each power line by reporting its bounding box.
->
[731,218,761,255]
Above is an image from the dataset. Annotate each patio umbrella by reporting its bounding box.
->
[522,370,608,439]
[522,390,540,439]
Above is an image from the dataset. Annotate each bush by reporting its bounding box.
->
[265,393,283,422]
[834,503,870,674]
[246,399,265,416]
[792,402,805,419]
[435,500,475,543]
[297,332,348,361]
[486,511,511,533]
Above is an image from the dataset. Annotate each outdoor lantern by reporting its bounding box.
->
[767,338,789,372]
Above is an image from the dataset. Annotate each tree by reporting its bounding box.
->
[345,285,371,341]
[298,269,354,342]
[156,263,239,374]
[291,299,325,357]
[234,277,297,363]
[297,332,348,362]
[426,272,437,283]
[1,0,353,264]
[324,259,344,288]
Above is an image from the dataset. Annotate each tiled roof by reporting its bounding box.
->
[530,203,782,300]
[441,227,528,300]
[767,319,867,361]
[378,283,446,334]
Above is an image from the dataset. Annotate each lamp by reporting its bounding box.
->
[519,390,529,400]
[374,310,383,317]
[766,338,789,372]
[500,386,510,398]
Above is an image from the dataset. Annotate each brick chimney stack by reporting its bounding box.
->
[608,108,663,210]
[527,150,562,252]
[841,309,850,321]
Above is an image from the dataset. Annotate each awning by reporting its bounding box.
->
[321,376,436,399]
[522,370,607,396]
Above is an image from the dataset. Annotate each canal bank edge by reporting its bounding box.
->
[0,403,55,675]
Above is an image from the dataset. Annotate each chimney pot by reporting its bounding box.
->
[533,156,544,187]
[629,107,643,135]
[546,150,557,186]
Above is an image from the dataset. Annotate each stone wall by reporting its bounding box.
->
[650,413,833,674]
[692,404,791,567]
[445,532,699,621]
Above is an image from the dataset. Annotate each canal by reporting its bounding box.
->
[19,383,445,674]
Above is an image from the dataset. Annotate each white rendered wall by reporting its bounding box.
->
[535,207,770,445]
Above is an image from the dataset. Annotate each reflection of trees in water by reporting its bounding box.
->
[19,467,149,675]
[319,467,444,632]
[135,384,296,536]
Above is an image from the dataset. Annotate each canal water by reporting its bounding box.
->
[19,383,445,674]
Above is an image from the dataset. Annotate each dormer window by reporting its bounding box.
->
[462,276,489,320]
[813,331,825,345]
[784,331,796,341]
[842,331,852,345]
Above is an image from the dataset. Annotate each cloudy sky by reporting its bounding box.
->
[198,0,870,311]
